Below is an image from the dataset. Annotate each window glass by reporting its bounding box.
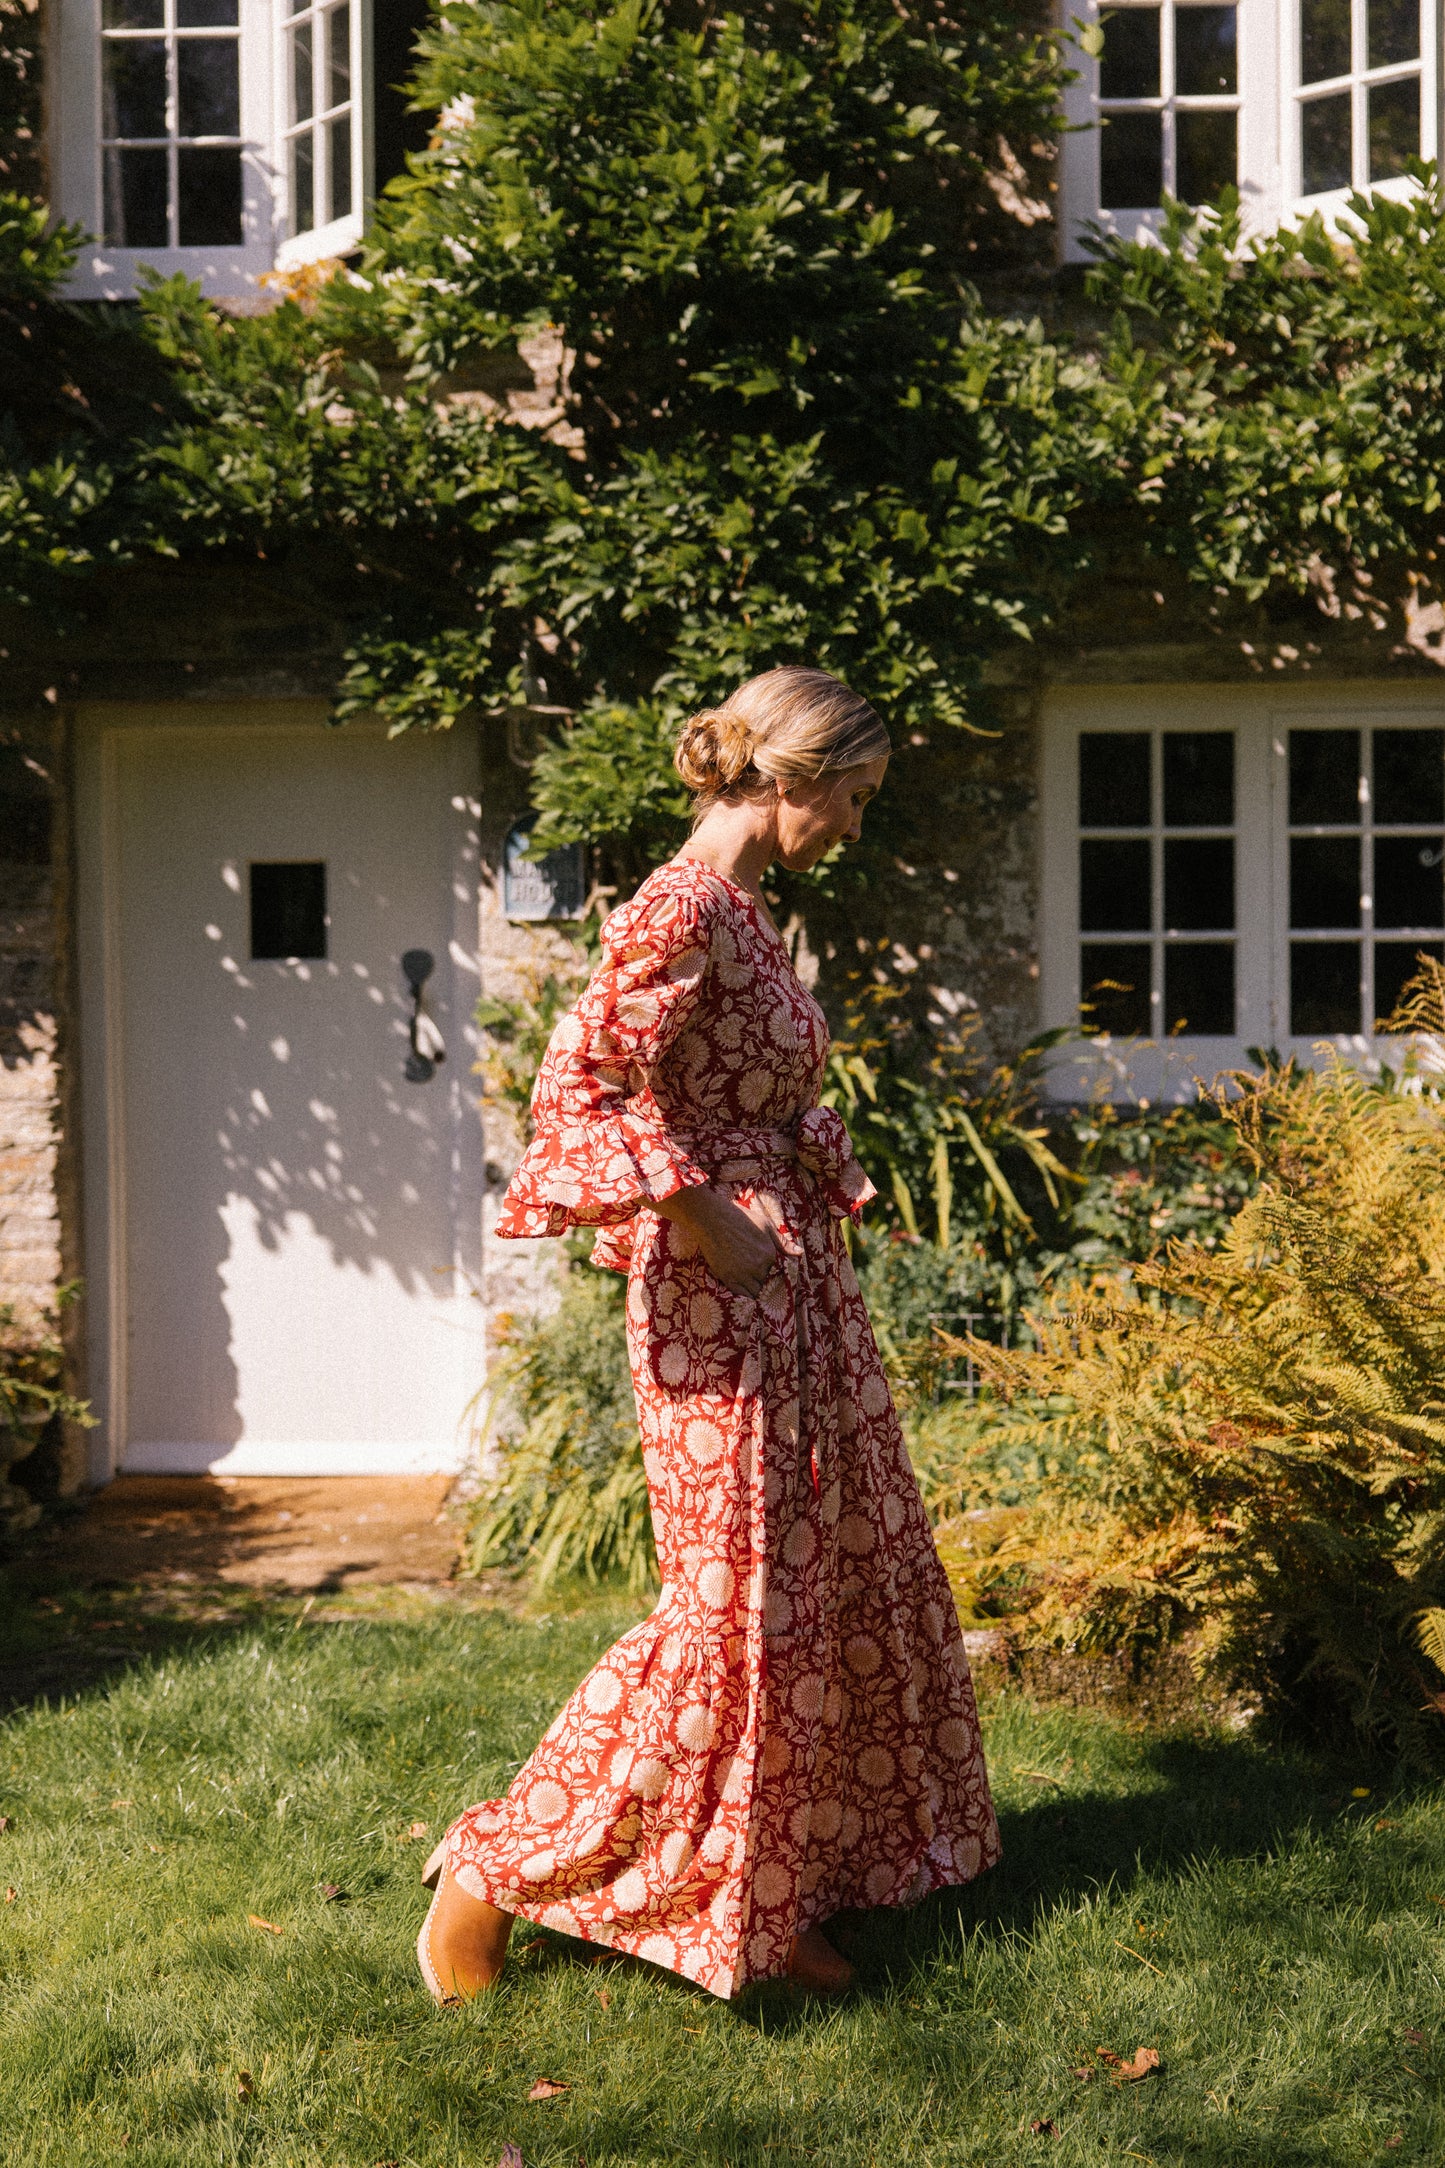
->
[103,41,167,138]
[1163,731,1233,825]
[250,863,328,961]
[1377,941,1445,1023]
[1081,839,1152,930]
[1101,111,1164,209]
[1082,943,1153,1036]
[1080,732,1150,827]
[1176,110,1236,203]
[1291,942,1360,1034]
[104,146,168,247]
[1367,0,1419,67]
[177,39,239,137]
[1374,729,1444,824]
[1100,7,1161,97]
[1301,0,1352,80]
[1164,837,1234,929]
[178,147,242,243]
[1291,836,1361,927]
[1164,943,1235,1034]
[1374,835,1445,929]
[1175,5,1237,93]
[1288,729,1359,823]
[1369,76,1420,177]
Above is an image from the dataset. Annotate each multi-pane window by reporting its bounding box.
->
[1078,729,1237,1039]
[1097,1,1240,210]
[284,0,356,241]
[101,0,242,249]
[1288,726,1444,1034]
[1298,0,1422,194]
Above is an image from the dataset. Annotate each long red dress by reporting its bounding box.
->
[446,858,998,1998]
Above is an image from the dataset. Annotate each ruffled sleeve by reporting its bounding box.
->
[494,871,717,1247]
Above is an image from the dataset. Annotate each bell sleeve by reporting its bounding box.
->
[494,877,716,1243]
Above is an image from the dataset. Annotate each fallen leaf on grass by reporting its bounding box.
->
[1070,2067,1094,2083]
[1097,2047,1160,2083]
[1029,2117,1059,2136]
[526,2079,569,2101]
[1113,1939,1165,1976]
[407,1821,430,1842]
[236,2071,254,2101]
[109,1800,132,1812]
[320,1883,347,1902]
[1385,2136,1403,2150]
[1376,1819,1398,1831]
[0,1815,11,1832]
[4,1888,15,1904]
[594,1988,611,2011]
[247,1914,283,1936]
[1403,2028,1425,2045]
[499,2148,525,2168]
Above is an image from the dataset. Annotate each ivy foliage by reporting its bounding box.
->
[6,8,1445,878]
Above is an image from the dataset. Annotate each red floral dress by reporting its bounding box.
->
[445,858,998,1997]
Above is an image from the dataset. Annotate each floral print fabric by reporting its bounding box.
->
[447,859,998,1998]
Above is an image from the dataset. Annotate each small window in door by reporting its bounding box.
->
[250,861,327,959]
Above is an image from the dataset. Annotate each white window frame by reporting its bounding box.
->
[1289,0,1439,211]
[53,0,377,298]
[1039,683,1445,1103]
[273,0,372,271]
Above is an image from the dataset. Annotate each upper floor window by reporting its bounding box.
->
[279,0,359,262]
[1098,2,1240,213]
[102,0,243,251]
[1060,0,1438,260]
[1297,0,1422,196]
[56,0,432,298]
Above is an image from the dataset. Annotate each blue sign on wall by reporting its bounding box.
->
[503,824,587,922]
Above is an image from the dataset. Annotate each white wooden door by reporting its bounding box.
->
[78,712,485,1476]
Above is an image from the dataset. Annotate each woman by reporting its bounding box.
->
[418,666,998,2003]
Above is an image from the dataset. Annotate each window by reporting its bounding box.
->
[281,0,357,253]
[1077,728,1238,1038]
[250,861,328,960]
[1040,693,1445,1100]
[1288,725,1444,1031]
[57,0,434,297]
[1096,1,1240,211]
[1297,0,1422,195]
[101,0,243,250]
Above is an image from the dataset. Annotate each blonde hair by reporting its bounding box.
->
[674,667,889,817]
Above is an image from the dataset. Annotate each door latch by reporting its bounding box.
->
[401,949,446,1083]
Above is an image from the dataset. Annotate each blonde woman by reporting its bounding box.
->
[418,666,998,2002]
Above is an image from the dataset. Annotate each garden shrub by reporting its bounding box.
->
[464,1252,655,1594]
[951,985,1445,1762]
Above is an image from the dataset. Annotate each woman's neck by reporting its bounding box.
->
[676,800,778,903]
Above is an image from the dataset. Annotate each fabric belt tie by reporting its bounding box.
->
[672,1106,875,1224]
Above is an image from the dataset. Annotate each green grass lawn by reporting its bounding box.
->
[0,1584,1442,2167]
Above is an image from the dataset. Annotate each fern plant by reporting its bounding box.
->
[952,979,1445,1760]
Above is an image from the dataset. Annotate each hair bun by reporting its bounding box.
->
[674,707,756,796]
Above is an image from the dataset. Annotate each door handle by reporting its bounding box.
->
[401,948,446,1083]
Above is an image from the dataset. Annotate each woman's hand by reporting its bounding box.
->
[654,1185,782,1298]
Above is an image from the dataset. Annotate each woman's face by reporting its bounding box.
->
[774,757,888,872]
